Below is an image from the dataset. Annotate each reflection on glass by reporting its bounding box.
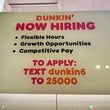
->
[95,65,101,69]
[105,65,110,69]
[89,105,96,110]
[1,105,5,110]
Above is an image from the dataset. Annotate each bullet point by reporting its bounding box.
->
[14,43,17,46]
[13,50,16,53]
[15,36,18,39]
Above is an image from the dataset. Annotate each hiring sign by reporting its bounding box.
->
[0,12,110,94]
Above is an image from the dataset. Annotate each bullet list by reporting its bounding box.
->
[14,43,17,46]
[13,36,18,53]
[15,36,18,39]
[13,50,16,53]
